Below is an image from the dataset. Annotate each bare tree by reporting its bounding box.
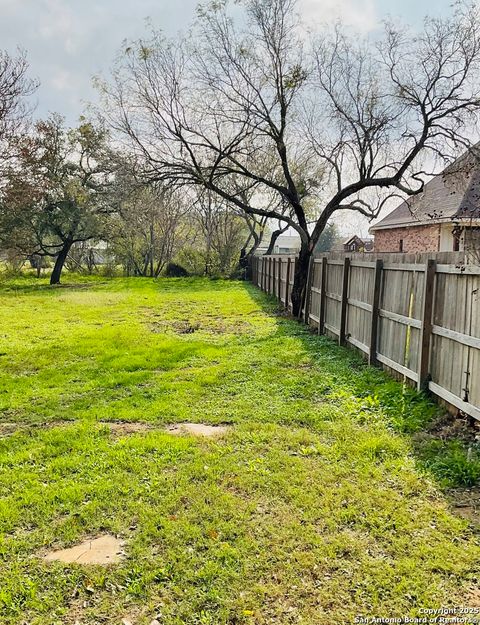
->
[0,49,37,175]
[99,0,480,315]
[110,184,188,277]
[240,212,268,261]
[186,189,248,276]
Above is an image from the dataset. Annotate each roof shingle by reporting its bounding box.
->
[370,153,480,231]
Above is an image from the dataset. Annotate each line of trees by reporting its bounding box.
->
[3,1,480,301]
[0,51,271,283]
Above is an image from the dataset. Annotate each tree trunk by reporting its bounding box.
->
[290,244,311,318]
[237,248,251,280]
[50,240,73,285]
[265,225,288,255]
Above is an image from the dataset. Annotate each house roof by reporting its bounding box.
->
[370,152,480,232]
[343,235,373,245]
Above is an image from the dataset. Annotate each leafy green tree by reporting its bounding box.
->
[0,115,116,284]
[314,222,339,253]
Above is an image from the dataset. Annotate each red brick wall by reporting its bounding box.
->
[373,224,440,253]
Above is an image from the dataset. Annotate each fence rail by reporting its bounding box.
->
[251,252,480,421]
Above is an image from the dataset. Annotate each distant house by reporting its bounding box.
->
[272,234,301,254]
[258,231,372,255]
[254,233,300,256]
[342,235,374,253]
[370,154,480,253]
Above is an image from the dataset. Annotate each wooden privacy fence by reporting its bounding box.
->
[251,253,480,421]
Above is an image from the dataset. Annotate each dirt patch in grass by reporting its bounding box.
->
[146,316,253,336]
[467,587,480,608]
[0,420,158,439]
[99,421,155,437]
[423,412,480,443]
[447,486,480,523]
[0,422,23,437]
[44,534,125,565]
[165,422,232,437]
[413,412,480,509]
[0,419,75,437]
[101,421,232,439]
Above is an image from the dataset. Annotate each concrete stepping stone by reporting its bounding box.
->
[44,534,125,565]
[166,423,231,437]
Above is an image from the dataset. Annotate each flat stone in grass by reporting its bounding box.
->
[166,423,231,437]
[44,535,125,565]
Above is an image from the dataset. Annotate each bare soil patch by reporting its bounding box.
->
[413,412,480,522]
[447,486,480,523]
[165,422,231,437]
[427,412,480,443]
[99,421,154,437]
[144,313,252,336]
[0,420,75,437]
[0,422,22,437]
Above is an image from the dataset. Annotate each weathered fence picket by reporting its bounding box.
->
[251,252,480,421]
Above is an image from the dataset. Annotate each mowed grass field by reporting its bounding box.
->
[1,275,480,625]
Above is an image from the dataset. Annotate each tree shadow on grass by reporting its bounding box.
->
[242,280,480,520]
[0,275,249,297]
[0,276,105,296]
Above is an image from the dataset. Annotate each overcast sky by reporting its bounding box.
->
[1,0,455,125]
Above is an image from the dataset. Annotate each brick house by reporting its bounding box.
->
[370,155,480,253]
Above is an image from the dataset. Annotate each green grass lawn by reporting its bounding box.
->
[1,275,480,625]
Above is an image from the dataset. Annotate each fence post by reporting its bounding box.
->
[339,257,351,346]
[277,258,282,300]
[318,257,327,335]
[269,257,273,294]
[417,259,436,391]
[290,258,296,312]
[369,259,383,365]
[285,257,291,310]
[271,257,274,294]
[276,258,279,298]
[272,257,276,297]
[303,256,315,324]
[273,258,280,297]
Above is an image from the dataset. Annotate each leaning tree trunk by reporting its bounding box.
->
[265,225,288,255]
[290,244,311,319]
[50,240,73,285]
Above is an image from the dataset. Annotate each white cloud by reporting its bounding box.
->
[38,0,85,55]
[1,0,379,124]
[49,69,72,92]
[298,0,378,33]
